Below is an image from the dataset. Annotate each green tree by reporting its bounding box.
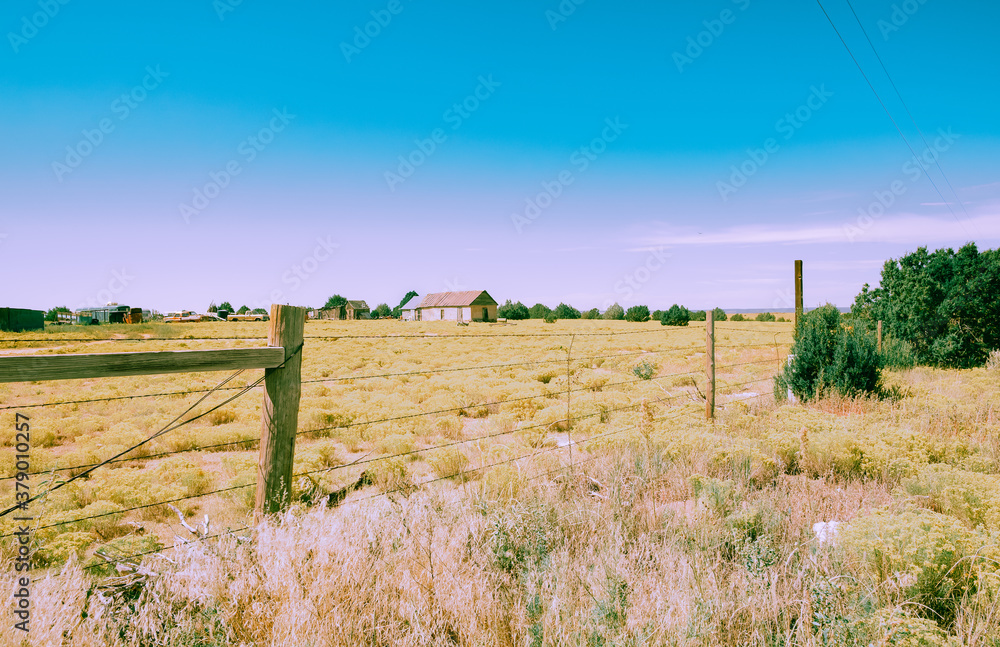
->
[712,307,727,322]
[323,294,347,310]
[776,304,883,401]
[237,305,250,314]
[219,301,234,312]
[251,307,267,315]
[852,244,1000,368]
[660,304,690,326]
[529,303,553,319]
[498,300,530,320]
[554,303,581,319]
[373,303,392,318]
[44,306,71,322]
[690,310,707,321]
[625,305,650,322]
[602,303,625,320]
[581,308,601,320]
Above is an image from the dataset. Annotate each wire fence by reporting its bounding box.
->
[0,321,792,572]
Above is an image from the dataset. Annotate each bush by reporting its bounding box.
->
[498,300,530,320]
[839,506,992,626]
[775,304,884,401]
[603,303,625,320]
[543,313,557,324]
[581,308,600,320]
[712,307,727,322]
[690,310,707,321]
[755,312,776,322]
[882,336,917,369]
[554,303,581,319]
[632,360,656,380]
[529,303,553,319]
[730,313,746,322]
[426,447,470,481]
[660,304,690,326]
[372,303,391,318]
[624,305,650,322]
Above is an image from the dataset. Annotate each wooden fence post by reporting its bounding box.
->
[256,304,306,520]
[706,311,715,420]
[794,260,803,326]
[877,320,883,353]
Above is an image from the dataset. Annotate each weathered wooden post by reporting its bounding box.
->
[877,320,883,353]
[256,304,306,520]
[794,260,803,326]
[705,310,715,420]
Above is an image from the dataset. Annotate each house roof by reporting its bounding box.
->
[346,300,369,309]
[400,295,421,310]
[416,290,497,308]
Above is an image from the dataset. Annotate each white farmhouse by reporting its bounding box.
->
[400,290,498,322]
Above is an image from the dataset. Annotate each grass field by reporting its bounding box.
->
[1,319,999,645]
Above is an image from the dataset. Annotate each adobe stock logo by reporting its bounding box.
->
[7,0,71,54]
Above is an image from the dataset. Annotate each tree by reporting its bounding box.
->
[603,303,625,320]
[373,303,392,318]
[730,313,746,321]
[323,294,347,310]
[582,308,601,320]
[207,302,218,313]
[625,305,650,322]
[660,304,690,326]
[44,306,71,322]
[852,244,1000,368]
[690,310,707,321]
[219,301,234,312]
[529,303,553,319]
[251,307,267,315]
[755,312,776,322]
[498,300,530,320]
[776,304,883,401]
[237,305,250,314]
[554,303,581,319]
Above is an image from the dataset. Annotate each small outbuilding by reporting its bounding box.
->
[314,300,370,320]
[0,308,45,332]
[401,291,498,322]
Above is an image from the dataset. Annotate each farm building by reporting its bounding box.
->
[0,308,44,332]
[314,300,370,320]
[401,291,498,322]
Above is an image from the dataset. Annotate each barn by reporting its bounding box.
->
[314,300,370,320]
[401,291,498,322]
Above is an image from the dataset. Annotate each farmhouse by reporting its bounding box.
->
[314,300,370,320]
[401,290,498,322]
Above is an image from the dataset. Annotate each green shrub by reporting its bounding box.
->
[730,313,746,322]
[543,313,557,324]
[624,305,650,322]
[554,303,581,319]
[839,506,993,626]
[581,308,600,320]
[882,336,917,369]
[632,360,656,380]
[712,307,727,322]
[755,312,776,322]
[602,303,625,320]
[690,310,707,321]
[660,304,690,326]
[775,304,884,401]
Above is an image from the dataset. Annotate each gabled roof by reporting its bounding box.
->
[346,300,369,309]
[416,290,497,308]
[400,294,421,310]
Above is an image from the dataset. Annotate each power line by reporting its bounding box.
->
[814,0,971,236]
[842,0,974,225]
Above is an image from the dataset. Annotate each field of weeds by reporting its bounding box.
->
[1,319,999,645]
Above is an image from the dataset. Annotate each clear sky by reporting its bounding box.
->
[1,0,997,313]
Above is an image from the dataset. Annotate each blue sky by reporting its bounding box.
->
[1,0,998,312]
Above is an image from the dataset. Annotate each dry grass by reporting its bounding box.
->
[0,319,997,645]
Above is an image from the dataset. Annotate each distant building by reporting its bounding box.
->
[401,291,498,322]
[0,308,44,332]
[314,300,370,320]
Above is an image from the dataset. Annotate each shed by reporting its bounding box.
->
[403,291,497,322]
[345,300,370,320]
[0,308,45,332]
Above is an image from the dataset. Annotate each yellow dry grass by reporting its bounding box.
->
[0,318,997,645]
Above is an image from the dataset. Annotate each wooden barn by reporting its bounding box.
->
[314,300,370,320]
[401,291,497,322]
